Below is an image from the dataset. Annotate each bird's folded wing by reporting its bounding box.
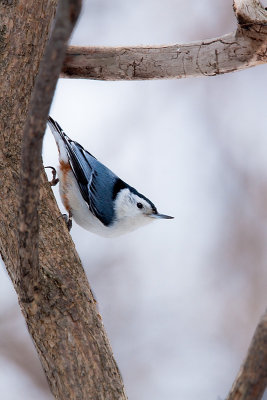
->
[66,140,116,226]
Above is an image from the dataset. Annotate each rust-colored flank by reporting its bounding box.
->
[59,160,72,211]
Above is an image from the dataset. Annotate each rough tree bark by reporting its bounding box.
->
[0,0,266,399]
[0,1,127,399]
[227,310,267,400]
[19,0,81,301]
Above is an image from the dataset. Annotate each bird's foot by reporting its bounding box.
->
[62,210,73,231]
[45,166,59,186]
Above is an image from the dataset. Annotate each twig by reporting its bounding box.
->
[227,310,267,400]
[18,0,81,300]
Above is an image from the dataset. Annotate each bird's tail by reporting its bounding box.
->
[47,116,68,140]
[47,116,70,163]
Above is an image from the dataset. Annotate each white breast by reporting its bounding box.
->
[58,169,135,237]
[58,168,154,237]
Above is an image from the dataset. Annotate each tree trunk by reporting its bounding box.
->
[0,1,127,399]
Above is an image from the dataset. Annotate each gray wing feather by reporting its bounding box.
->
[67,141,117,226]
[48,116,117,226]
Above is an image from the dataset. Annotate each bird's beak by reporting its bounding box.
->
[150,213,174,219]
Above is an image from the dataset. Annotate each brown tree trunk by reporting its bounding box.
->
[0,1,127,399]
[227,310,267,400]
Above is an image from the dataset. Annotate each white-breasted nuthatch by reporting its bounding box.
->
[47,116,174,237]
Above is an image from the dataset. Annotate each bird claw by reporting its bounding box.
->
[45,166,59,186]
[61,210,73,231]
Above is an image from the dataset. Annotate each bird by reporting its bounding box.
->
[47,116,174,237]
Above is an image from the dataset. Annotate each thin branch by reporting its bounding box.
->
[61,0,267,80]
[227,310,267,400]
[60,32,264,80]
[18,0,81,301]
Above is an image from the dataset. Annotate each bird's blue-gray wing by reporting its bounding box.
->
[65,139,117,226]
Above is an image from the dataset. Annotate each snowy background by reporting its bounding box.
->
[1,0,267,399]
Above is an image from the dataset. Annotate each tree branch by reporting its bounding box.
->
[61,0,267,80]
[227,310,267,400]
[19,0,81,301]
[234,0,267,26]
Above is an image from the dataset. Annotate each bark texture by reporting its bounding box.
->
[19,0,81,301]
[227,310,267,400]
[0,1,127,399]
[61,0,267,80]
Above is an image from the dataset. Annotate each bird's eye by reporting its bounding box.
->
[137,202,143,209]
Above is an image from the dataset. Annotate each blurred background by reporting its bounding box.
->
[1,0,267,399]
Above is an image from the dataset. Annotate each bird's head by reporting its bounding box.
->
[113,186,173,233]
